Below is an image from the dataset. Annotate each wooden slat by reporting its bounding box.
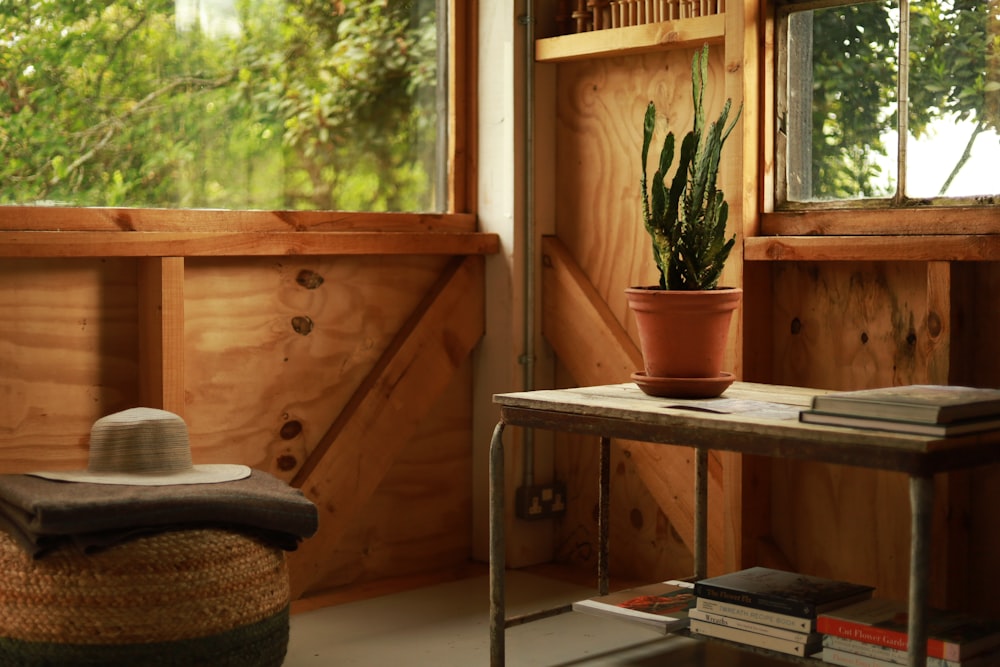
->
[541,236,727,574]
[137,257,186,414]
[542,236,640,383]
[286,255,486,599]
[535,15,726,62]
[762,208,1000,237]
[723,0,760,574]
[449,0,476,214]
[0,258,139,472]
[924,262,971,609]
[0,208,477,233]
[0,231,500,258]
[745,235,1000,262]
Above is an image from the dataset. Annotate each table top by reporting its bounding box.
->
[493,382,1000,475]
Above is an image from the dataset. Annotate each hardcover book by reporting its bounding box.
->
[822,633,1000,667]
[571,580,695,634]
[808,385,1000,425]
[817,598,1000,662]
[694,596,813,632]
[694,567,874,619]
[688,617,822,657]
[798,410,1000,437]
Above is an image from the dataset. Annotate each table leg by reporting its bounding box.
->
[489,421,506,667]
[598,436,610,596]
[908,474,933,667]
[694,447,708,580]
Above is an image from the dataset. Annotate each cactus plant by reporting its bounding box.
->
[640,44,743,291]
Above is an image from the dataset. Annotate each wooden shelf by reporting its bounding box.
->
[744,235,1000,262]
[0,230,500,258]
[535,15,725,63]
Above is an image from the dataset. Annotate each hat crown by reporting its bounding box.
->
[88,408,194,476]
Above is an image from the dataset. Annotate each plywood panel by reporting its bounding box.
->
[182,255,449,478]
[309,360,474,593]
[771,262,933,389]
[553,370,694,582]
[548,49,737,581]
[767,261,941,602]
[952,262,1000,614]
[286,256,485,598]
[541,236,723,577]
[555,48,730,325]
[0,258,138,472]
[0,252,481,604]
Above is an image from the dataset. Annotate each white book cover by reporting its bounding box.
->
[572,580,694,634]
[694,596,812,632]
[688,618,822,657]
[688,608,820,643]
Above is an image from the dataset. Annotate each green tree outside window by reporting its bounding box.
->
[779,0,1000,206]
[0,0,443,212]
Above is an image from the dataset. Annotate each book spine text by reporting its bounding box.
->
[689,618,817,656]
[694,583,812,617]
[689,609,815,643]
[816,617,954,661]
[822,635,961,667]
[695,597,811,632]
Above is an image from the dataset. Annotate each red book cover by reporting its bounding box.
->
[817,599,1000,662]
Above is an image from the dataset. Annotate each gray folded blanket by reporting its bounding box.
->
[0,469,318,557]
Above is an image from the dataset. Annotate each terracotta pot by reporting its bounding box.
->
[625,286,742,379]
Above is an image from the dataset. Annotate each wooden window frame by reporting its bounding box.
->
[752,0,1000,261]
[0,1,477,241]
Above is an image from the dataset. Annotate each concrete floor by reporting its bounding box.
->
[285,571,799,666]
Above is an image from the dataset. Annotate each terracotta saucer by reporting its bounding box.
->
[631,371,735,399]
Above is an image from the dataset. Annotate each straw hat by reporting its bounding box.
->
[29,407,251,486]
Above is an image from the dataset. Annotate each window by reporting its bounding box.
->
[0,0,446,212]
[775,0,1000,209]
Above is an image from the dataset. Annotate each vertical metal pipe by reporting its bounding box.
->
[908,474,933,667]
[489,422,507,667]
[519,0,537,488]
[694,447,708,580]
[598,436,611,596]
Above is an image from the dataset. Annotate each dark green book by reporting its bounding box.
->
[694,567,874,620]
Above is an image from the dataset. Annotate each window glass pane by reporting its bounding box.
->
[0,0,444,212]
[786,1,899,202]
[906,0,1000,198]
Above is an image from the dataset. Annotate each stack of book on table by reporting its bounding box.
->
[571,579,696,634]
[799,384,1000,437]
[689,567,875,658]
[817,598,1000,667]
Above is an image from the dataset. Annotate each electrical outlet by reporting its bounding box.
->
[515,482,567,520]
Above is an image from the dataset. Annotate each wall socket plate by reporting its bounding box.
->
[515,482,567,520]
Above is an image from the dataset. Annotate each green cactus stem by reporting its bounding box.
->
[640,44,743,291]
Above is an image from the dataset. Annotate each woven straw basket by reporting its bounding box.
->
[0,528,290,666]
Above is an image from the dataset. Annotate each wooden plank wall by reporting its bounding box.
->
[766,261,942,604]
[759,259,1000,615]
[542,48,737,582]
[0,218,498,603]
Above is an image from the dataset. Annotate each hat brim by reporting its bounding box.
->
[27,464,252,487]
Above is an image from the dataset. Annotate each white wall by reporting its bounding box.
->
[472,0,559,565]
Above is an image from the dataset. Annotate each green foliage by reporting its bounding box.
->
[808,0,999,199]
[810,2,897,199]
[640,45,742,291]
[0,0,440,211]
